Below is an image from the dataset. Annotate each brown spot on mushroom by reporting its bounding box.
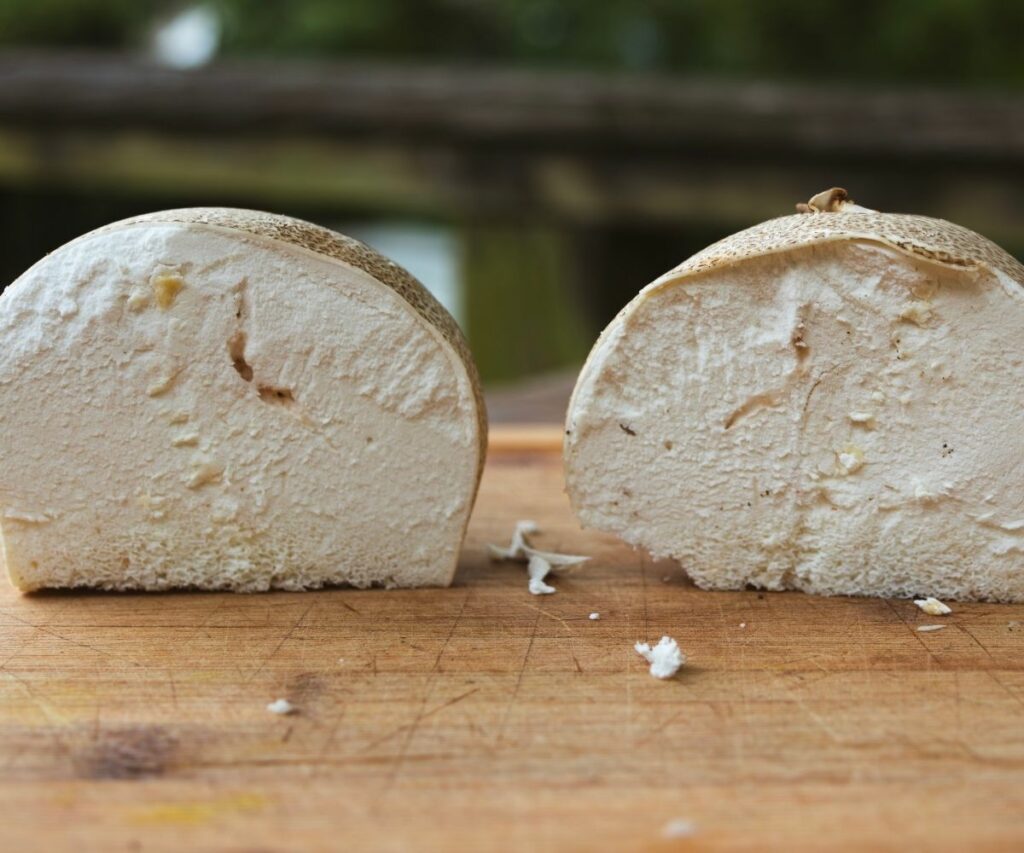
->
[258,386,295,406]
[227,333,253,383]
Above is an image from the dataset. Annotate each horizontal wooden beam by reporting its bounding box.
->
[1,52,1023,254]
[2,125,1022,249]
[3,51,1024,162]
[0,128,459,217]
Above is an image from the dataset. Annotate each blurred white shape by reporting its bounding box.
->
[662,818,697,839]
[346,222,463,326]
[152,6,221,69]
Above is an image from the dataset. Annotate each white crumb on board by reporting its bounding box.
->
[739,622,747,629]
[266,698,295,715]
[635,636,686,679]
[914,597,952,616]
[489,520,590,595]
[488,520,539,560]
[527,554,556,595]
[661,818,697,839]
[589,612,601,621]
[917,624,947,633]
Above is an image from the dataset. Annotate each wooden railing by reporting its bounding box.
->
[2,51,1023,382]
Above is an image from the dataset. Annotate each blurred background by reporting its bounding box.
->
[2,0,1023,421]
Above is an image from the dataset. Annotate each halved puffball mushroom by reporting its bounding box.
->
[0,209,486,591]
[565,189,1024,602]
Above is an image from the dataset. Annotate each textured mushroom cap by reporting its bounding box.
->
[658,209,1024,285]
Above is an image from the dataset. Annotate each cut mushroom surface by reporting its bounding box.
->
[565,192,1024,602]
[0,209,485,591]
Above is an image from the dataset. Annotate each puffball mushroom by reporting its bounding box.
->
[0,208,486,591]
[565,189,1024,602]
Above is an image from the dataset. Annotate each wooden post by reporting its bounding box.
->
[462,220,590,383]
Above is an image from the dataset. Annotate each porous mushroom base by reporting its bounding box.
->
[566,241,1024,602]
[0,223,480,591]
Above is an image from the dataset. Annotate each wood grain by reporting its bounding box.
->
[1,428,1022,851]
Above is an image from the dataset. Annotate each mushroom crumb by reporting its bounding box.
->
[527,555,556,596]
[917,624,946,633]
[489,520,589,595]
[661,819,697,839]
[914,597,952,616]
[634,636,686,679]
[739,622,747,629]
[488,520,539,561]
[589,612,601,621]
[266,698,295,715]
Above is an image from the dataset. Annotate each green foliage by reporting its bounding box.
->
[0,0,167,48]
[212,0,1024,88]
[212,0,508,59]
[1,0,1023,88]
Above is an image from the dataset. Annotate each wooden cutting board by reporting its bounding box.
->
[1,426,1022,852]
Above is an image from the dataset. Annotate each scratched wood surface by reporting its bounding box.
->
[1,427,1023,852]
